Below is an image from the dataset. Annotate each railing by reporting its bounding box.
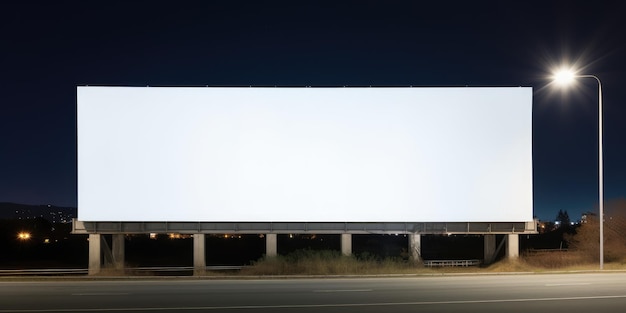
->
[423,259,481,267]
[0,268,88,276]
[525,249,568,253]
[0,266,246,276]
[130,266,246,273]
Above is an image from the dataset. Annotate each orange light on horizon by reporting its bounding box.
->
[17,232,31,240]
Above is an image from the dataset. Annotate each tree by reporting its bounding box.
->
[566,198,626,263]
[556,209,571,231]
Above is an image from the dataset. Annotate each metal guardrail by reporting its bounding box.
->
[0,266,246,276]
[423,259,481,267]
[0,268,88,276]
[130,266,246,272]
[525,249,568,253]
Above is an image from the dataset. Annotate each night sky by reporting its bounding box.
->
[2,0,626,222]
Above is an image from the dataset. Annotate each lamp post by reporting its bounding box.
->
[553,69,604,270]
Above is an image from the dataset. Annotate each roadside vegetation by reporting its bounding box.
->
[239,250,419,276]
[239,249,626,276]
[240,200,626,275]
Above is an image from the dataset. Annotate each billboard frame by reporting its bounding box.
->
[73,220,537,235]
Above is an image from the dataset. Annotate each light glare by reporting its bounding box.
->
[17,232,31,240]
[553,68,576,85]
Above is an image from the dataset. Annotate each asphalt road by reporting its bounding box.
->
[1,273,626,313]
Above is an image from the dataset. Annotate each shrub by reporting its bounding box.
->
[566,199,626,263]
[240,249,414,275]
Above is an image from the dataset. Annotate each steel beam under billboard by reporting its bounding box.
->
[77,86,533,222]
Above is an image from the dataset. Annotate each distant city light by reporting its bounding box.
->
[168,233,191,239]
[17,232,31,240]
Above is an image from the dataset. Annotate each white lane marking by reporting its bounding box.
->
[313,289,373,293]
[71,293,130,296]
[545,283,591,287]
[2,294,626,312]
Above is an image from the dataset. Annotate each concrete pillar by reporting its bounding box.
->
[193,234,206,275]
[408,233,422,264]
[484,234,496,265]
[112,234,125,270]
[88,234,102,275]
[341,233,352,256]
[265,233,277,257]
[506,234,519,259]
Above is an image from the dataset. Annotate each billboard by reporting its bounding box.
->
[77,86,533,222]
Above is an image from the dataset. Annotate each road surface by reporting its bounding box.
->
[1,273,626,312]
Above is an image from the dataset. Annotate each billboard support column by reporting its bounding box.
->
[408,233,422,264]
[193,234,206,275]
[506,234,519,259]
[88,234,102,275]
[484,234,496,264]
[266,234,277,257]
[341,234,352,256]
[112,234,125,271]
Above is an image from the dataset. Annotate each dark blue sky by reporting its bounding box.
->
[2,0,626,221]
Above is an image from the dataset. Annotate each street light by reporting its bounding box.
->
[552,68,604,270]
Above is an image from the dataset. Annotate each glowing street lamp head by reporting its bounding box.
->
[553,68,576,86]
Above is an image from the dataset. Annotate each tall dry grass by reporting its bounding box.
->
[516,199,626,270]
[239,250,626,276]
[240,249,419,275]
[520,251,590,270]
[566,198,626,264]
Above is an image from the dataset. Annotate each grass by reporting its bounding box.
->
[239,250,421,276]
[55,249,626,277]
[520,250,591,270]
[236,249,626,276]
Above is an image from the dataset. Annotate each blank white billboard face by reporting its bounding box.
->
[77,87,533,222]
